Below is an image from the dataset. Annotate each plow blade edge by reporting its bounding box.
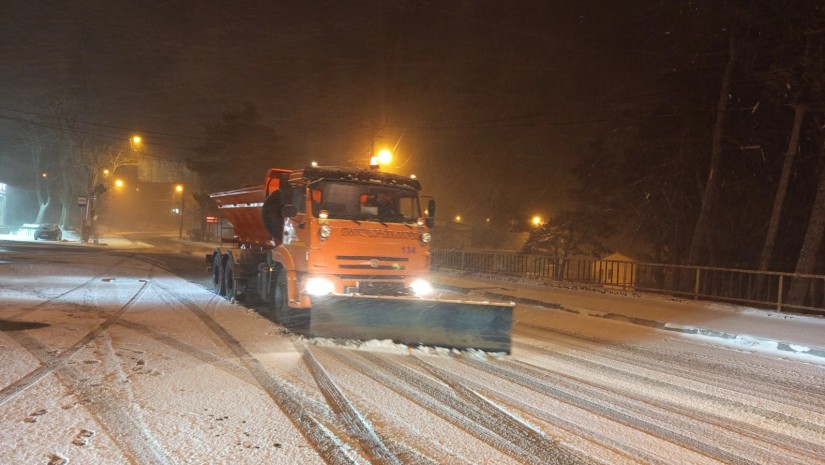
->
[309,294,514,353]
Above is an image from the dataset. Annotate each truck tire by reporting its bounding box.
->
[224,255,242,301]
[262,190,284,243]
[272,269,292,326]
[212,253,225,296]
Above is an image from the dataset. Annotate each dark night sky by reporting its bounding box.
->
[0,1,672,224]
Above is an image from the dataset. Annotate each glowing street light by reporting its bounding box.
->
[102,169,110,177]
[532,215,542,226]
[455,215,462,222]
[175,184,185,238]
[130,135,142,151]
[114,179,124,189]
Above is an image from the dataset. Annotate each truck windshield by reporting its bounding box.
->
[310,180,420,223]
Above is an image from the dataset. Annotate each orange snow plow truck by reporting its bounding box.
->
[207,166,513,352]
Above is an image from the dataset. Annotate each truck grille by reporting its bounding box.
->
[335,255,408,271]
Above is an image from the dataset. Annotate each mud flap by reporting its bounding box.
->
[309,294,514,353]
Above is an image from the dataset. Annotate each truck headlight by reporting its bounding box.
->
[420,232,431,243]
[319,225,331,239]
[411,279,433,296]
[306,277,335,296]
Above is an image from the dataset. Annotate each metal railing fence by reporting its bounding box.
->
[431,249,825,314]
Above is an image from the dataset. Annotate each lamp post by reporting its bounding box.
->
[176,184,184,239]
[130,135,142,151]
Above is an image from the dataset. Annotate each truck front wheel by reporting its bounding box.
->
[272,269,292,326]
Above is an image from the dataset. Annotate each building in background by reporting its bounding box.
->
[0,183,7,233]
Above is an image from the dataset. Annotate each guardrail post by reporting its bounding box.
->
[694,268,701,300]
[777,275,783,311]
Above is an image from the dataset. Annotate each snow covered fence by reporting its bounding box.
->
[431,249,825,315]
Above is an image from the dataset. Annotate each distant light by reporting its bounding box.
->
[410,174,416,179]
[377,149,392,165]
[486,218,491,223]
[103,169,110,176]
[132,136,142,144]
[311,161,318,167]
[115,179,124,188]
[455,215,461,222]
[41,172,48,178]
[532,215,542,226]
[175,184,184,193]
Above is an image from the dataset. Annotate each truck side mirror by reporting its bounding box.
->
[426,199,436,228]
[281,205,298,218]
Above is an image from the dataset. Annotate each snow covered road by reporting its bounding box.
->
[1,245,824,464]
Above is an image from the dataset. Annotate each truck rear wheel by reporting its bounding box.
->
[272,269,293,325]
[224,255,241,301]
[212,254,225,296]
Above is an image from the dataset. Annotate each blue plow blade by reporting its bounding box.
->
[309,294,514,353]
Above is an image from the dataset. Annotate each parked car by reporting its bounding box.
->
[34,223,62,241]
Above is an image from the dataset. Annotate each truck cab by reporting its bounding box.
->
[273,166,434,309]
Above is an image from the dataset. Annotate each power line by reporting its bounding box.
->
[0,114,196,157]
[0,104,206,142]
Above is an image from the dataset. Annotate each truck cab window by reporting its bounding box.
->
[310,180,419,222]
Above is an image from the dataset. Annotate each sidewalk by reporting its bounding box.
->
[432,271,825,360]
[0,230,153,248]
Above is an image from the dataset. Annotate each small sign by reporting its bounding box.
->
[77,196,88,207]
[205,216,218,224]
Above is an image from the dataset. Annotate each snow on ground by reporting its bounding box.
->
[1,236,825,464]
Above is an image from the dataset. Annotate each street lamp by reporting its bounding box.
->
[114,179,124,189]
[130,135,142,151]
[176,184,184,239]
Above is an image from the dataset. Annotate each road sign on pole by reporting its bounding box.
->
[77,196,88,208]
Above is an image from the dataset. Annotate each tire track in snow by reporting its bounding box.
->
[303,346,404,465]
[0,277,151,407]
[1,253,134,321]
[464,354,820,465]
[510,342,823,465]
[0,274,181,465]
[320,347,594,465]
[516,331,825,461]
[519,324,825,427]
[408,355,591,465]
[130,280,435,465]
[154,281,362,465]
[423,358,672,465]
[519,321,825,413]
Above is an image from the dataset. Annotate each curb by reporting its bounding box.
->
[437,284,825,360]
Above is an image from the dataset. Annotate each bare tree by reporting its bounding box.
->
[44,98,138,241]
[787,113,825,305]
[758,104,805,271]
[687,18,739,265]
